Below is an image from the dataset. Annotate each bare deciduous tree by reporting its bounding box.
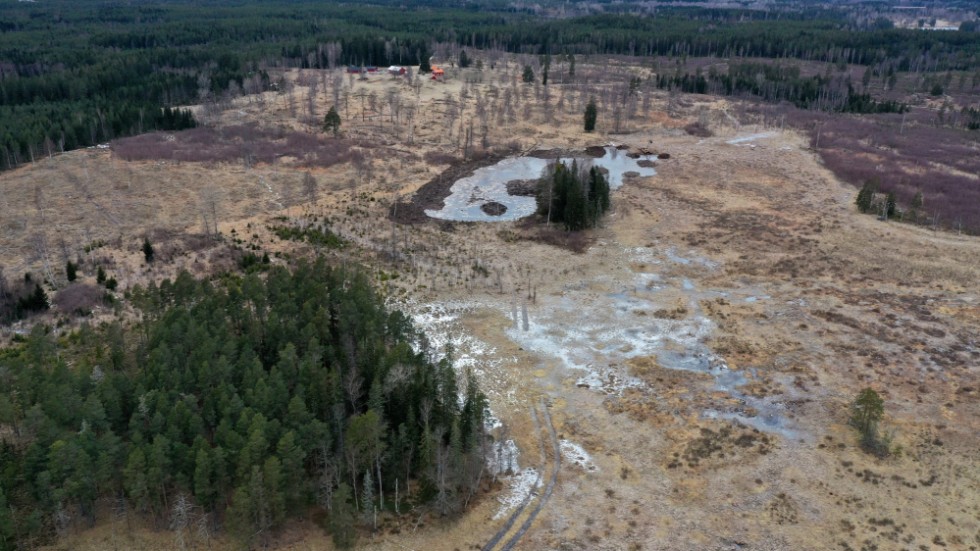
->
[169,493,192,551]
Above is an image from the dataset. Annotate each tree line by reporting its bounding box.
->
[655,62,908,114]
[0,260,489,549]
[3,0,979,170]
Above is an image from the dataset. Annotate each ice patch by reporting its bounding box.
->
[560,440,598,472]
[425,147,657,222]
[425,156,546,222]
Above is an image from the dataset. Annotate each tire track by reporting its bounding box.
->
[481,404,544,551]
[483,399,560,551]
[499,400,560,551]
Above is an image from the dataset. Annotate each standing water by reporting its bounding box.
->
[424,147,657,222]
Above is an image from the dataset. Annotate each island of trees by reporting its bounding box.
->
[537,160,611,231]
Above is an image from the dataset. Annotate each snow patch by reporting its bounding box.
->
[726,132,777,144]
[487,439,520,477]
[560,440,598,472]
[493,468,542,520]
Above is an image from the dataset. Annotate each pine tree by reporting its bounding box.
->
[96,266,106,285]
[194,447,215,509]
[458,49,471,68]
[323,106,342,137]
[329,483,357,548]
[584,98,597,132]
[850,388,886,454]
[66,261,77,282]
[886,192,897,219]
[124,447,150,512]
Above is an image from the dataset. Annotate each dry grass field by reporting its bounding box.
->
[2,58,977,551]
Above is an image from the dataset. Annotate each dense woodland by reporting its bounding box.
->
[2,0,980,170]
[0,261,489,549]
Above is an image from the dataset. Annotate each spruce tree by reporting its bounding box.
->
[856,179,877,213]
[584,98,597,132]
[419,45,432,74]
[66,261,77,282]
[142,237,154,263]
[522,65,535,84]
[563,179,588,231]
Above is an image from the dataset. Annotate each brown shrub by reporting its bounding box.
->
[684,121,713,137]
[112,124,356,169]
[54,283,104,315]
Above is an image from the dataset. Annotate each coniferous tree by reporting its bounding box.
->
[850,388,886,454]
[419,45,432,74]
[522,65,535,84]
[323,107,342,137]
[66,261,77,283]
[537,161,611,231]
[329,483,357,548]
[584,98,598,132]
[458,49,471,68]
[142,238,155,263]
[0,484,13,550]
[0,259,489,547]
[856,179,878,213]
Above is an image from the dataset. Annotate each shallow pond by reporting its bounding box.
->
[424,146,658,222]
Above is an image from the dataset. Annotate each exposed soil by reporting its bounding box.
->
[505,180,538,197]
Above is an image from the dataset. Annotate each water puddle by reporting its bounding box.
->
[424,147,657,222]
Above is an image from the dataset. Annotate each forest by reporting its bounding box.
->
[2,0,980,170]
[0,260,489,549]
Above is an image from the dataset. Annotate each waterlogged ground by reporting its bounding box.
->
[507,246,800,438]
[424,147,658,222]
[400,240,804,525]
